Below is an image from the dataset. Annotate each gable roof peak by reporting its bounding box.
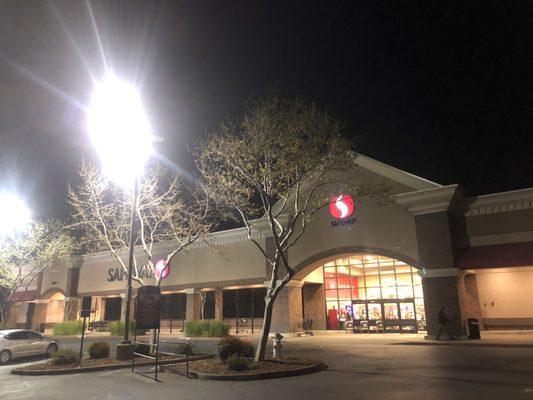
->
[357,154,441,191]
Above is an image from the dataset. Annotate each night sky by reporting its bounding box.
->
[0,1,532,218]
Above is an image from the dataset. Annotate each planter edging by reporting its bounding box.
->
[169,361,327,381]
[11,355,214,376]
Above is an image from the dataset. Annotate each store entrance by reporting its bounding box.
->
[312,254,426,332]
[352,300,419,333]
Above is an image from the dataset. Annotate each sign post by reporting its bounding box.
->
[78,296,91,366]
[132,286,161,381]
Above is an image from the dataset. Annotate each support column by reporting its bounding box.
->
[420,268,463,338]
[185,289,201,321]
[302,283,326,330]
[415,209,465,338]
[396,185,465,339]
[119,294,128,322]
[214,287,223,321]
[31,301,48,332]
[270,280,303,334]
[63,297,80,321]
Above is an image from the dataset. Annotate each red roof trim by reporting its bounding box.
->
[458,241,533,269]
[8,290,37,302]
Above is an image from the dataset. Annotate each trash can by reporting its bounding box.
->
[467,318,481,340]
[39,323,46,333]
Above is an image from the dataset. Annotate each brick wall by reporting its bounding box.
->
[423,276,463,337]
[302,283,326,330]
[271,284,303,333]
[185,290,201,321]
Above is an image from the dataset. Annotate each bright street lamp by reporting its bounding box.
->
[87,74,154,186]
[87,74,154,345]
[0,191,31,237]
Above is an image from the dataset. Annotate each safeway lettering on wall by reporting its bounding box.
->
[107,265,153,282]
[330,218,356,227]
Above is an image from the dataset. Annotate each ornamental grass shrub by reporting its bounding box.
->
[88,342,110,359]
[227,353,250,371]
[217,336,255,362]
[184,320,229,337]
[109,321,147,336]
[174,343,194,356]
[51,349,79,365]
[52,320,83,336]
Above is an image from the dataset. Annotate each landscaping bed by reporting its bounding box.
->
[166,356,326,381]
[12,354,213,375]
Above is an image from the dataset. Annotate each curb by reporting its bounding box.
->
[394,341,533,348]
[11,355,214,376]
[169,362,327,381]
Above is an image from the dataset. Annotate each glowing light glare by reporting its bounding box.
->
[0,192,31,236]
[87,75,153,186]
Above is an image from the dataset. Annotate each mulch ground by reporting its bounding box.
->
[167,356,321,376]
[18,355,177,371]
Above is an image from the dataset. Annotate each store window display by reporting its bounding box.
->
[320,254,426,332]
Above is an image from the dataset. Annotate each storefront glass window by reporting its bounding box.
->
[160,293,186,319]
[222,288,266,319]
[397,286,414,299]
[320,254,426,331]
[367,303,382,320]
[384,303,399,319]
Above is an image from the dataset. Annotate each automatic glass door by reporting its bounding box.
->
[351,300,418,333]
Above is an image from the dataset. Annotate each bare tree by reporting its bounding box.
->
[68,161,214,290]
[196,92,386,361]
[0,220,75,327]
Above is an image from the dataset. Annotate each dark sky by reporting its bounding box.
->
[0,1,532,218]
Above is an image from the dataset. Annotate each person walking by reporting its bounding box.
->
[436,306,454,340]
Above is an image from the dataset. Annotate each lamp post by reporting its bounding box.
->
[87,74,154,344]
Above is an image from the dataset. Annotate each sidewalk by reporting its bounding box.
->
[392,331,533,348]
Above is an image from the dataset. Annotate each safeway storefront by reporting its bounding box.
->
[8,155,533,338]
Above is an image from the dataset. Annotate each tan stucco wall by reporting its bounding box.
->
[460,209,533,246]
[290,199,419,275]
[475,267,533,319]
[45,300,65,323]
[39,259,69,298]
[15,303,29,324]
[77,239,267,296]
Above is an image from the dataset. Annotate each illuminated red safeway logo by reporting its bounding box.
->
[154,259,170,280]
[329,194,355,219]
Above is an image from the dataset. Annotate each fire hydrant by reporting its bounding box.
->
[273,333,283,358]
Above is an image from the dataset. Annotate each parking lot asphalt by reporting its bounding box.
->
[3,333,533,400]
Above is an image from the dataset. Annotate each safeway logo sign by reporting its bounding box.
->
[154,259,170,280]
[329,194,354,219]
[329,194,356,227]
